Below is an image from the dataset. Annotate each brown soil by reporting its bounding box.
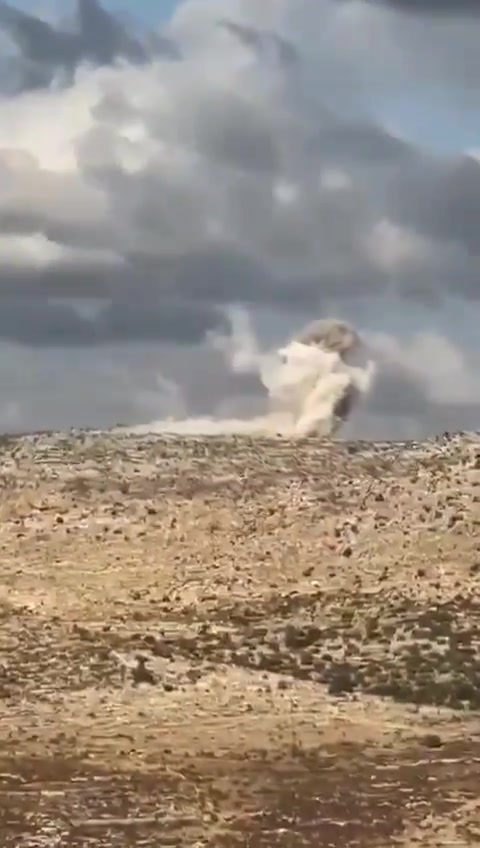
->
[0,429,480,846]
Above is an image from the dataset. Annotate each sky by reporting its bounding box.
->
[1,0,480,438]
[74,0,181,24]
[7,0,179,21]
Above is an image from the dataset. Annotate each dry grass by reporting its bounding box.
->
[0,429,479,846]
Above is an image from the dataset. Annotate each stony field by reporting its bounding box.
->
[0,429,479,846]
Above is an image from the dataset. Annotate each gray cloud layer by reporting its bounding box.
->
[1,54,477,319]
[0,0,479,436]
[0,0,179,94]
[0,297,225,346]
[355,0,480,13]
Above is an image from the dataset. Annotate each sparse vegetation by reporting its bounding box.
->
[1,429,480,846]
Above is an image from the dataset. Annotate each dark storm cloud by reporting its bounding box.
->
[157,249,382,308]
[0,79,391,311]
[76,0,147,65]
[0,2,79,66]
[1,0,465,320]
[1,0,480,439]
[353,0,480,14]
[388,155,480,256]
[186,93,280,176]
[218,19,299,66]
[143,86,282,176]
[0,212,116,253]
[0,298,225,347]
[2,0,476,319]
[312,122,414,167]
[367,363,428,416]
[0,0,179,94]
[100,299,226,344]
[0,75,476,313]
[0,242,385,312]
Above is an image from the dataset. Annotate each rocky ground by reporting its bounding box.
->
[0,429,479,846]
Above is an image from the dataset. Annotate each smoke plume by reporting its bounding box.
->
[129,315,375,438]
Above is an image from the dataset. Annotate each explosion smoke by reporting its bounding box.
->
[129,315,375,438]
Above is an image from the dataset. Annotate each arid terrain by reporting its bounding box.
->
[0,429,479,847]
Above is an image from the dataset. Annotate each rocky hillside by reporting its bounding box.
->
[1,429,479,847]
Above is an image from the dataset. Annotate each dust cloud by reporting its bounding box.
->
[127,314,376,438]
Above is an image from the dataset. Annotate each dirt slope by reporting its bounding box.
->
[0,429,479,846]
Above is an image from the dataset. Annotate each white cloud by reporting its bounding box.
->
[365,219,432,273]
[369,329,480,405]
[0,233,64,267]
